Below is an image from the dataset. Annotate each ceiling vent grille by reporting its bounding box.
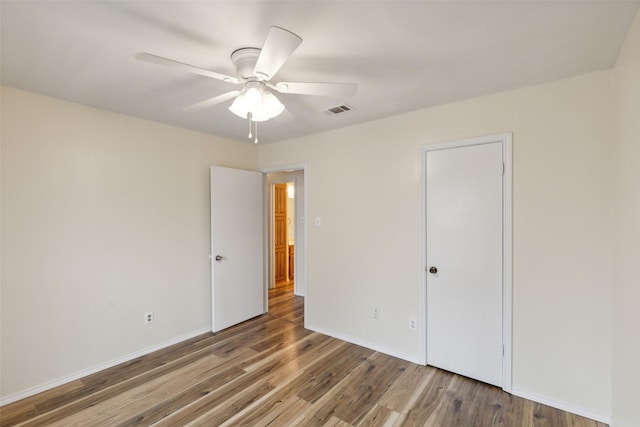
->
[323,104,354,116]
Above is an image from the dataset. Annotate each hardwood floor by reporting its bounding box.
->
[1,287,606,426]
[269,282,304,327]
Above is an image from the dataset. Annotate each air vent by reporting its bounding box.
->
[322,104,354,116]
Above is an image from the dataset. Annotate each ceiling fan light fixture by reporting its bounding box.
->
[229,84,284,122]
[262,91,285,117]
[245,86,262,106]
[251,109,271,122]
[229,92,249,118]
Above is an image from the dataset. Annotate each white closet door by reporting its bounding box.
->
[426,142,503,387]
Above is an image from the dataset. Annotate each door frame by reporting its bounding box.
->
[421,133,512,392]
[261,163,308,327]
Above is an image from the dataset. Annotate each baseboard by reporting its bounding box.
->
[0,327,211,406]
[511,387,610,425]
[306,323,423,365]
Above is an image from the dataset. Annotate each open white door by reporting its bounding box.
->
[211,166,264,332]
[426,140,504,387]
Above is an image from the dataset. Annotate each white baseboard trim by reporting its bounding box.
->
[0,327,211,407]
[306,323,423,365]
[511,387,610,425]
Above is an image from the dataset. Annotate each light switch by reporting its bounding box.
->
[314,216,322,227]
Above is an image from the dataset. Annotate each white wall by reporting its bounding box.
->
[0,86,258,401]
[611,10,640,427]
[258,71,613,420]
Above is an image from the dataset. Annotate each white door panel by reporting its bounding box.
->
[211,166,264,332]
[426,142,503,387]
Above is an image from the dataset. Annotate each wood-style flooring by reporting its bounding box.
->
[0,285,606,426]
[268,282,304,327]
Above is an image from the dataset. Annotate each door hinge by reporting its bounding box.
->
[502,345,505,356]
[501,162,505,175]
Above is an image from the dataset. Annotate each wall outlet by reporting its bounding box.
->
[373,307,380,320]
[145,311,154,325]
[409,317,417,331]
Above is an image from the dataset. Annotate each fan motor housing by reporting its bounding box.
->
[231,47,262,81]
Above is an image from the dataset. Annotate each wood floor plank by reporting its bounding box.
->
[209,316,294,359]
[115,364,246,426]
[256,396,311,427]
[326,352,409,425]
[149,359,281,426]
[43,352,232,427]
[216,372,308,427]
[286,351,404,426]
[1,286,609,427]
[218,336,344,426]
[189,340,322,427]
[255,396,309,427]
[378,363,436,413]
[423,374,480,426]
[150,337,311,427]
[248,322,313,354]
[15,317,277,425]
[0,402,37,427]
[187,379,277,426]
[295,343,374,404]
[0,380,83,426]
[401,367,456,426]
[195,347,315,426]
[325,415,356,426]
[14,341,235,427]
[475,382,524,426]
[357,404,395,427]
[533,401,568,427]
[268,282,304,327]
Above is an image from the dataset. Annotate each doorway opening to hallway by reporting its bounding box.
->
[266,169,306,326]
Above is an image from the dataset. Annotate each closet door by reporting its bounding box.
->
[426,142,504,387]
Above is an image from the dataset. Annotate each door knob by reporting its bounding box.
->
[215,255,223,261]
[429,266,438,274]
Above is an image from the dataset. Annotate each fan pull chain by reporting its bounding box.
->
[254,120,258,144]
[248,112,253,138]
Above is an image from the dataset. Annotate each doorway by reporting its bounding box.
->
[265,168,306,327]
[210,166,307,333]
[423,133,512,391]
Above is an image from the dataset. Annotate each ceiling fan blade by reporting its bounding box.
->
[273,82,357,98]
[183,90,241,112]
[136,53,240,84]
[254,27,302,81]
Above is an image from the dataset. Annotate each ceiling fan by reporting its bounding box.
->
[136,26,357,143]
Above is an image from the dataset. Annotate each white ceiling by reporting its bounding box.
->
[2,1,638,144]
